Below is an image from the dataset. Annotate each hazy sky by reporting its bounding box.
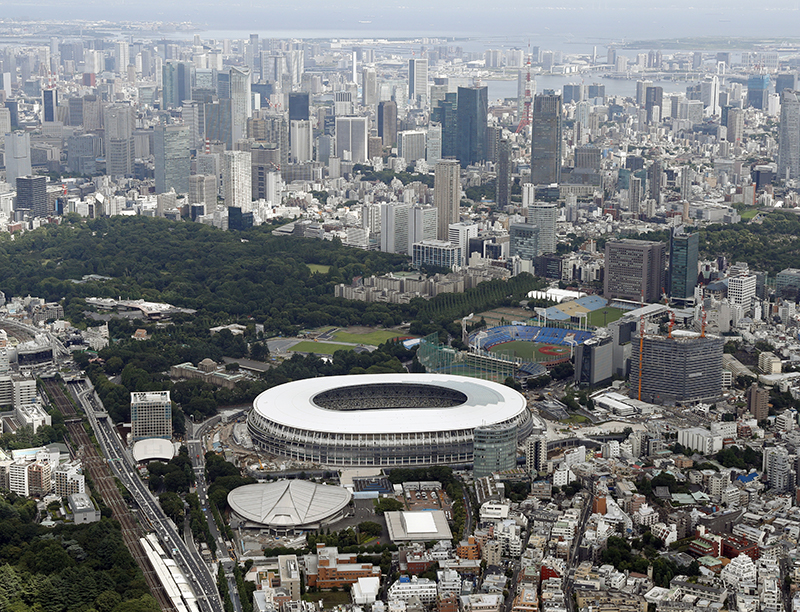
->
[3,0,800,41]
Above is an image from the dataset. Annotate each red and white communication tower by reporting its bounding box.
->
[515,46,533,135]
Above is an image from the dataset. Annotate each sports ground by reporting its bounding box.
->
[489,340,572,361]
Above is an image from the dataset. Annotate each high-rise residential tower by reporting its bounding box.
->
[778,90,800,180]
[222,150,252,212]
[434,159,460,241]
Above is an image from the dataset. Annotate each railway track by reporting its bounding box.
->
[43,379,177,612]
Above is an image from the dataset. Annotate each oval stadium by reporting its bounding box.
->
[247,374,533,467]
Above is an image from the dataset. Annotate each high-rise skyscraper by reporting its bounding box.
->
[509,224,539,262]
[189,174,218,209]
[362,66,377,107]
[378,100,397,147]
[527,203,557,254]
[648,159,663,203]
[0,107,10,134]
[531,93,562,185]
[3,130,32,187]
[288,92,310,122]
[495,138,511,208]
[409,205,438,251]
[700,76,720,117]
[222,150,252,212]
[431,93,457,159]
[776,73,797,95]
[229,66,253,144]
[456,86,488,168]
[335,116,368,163]
[629,176,643,214]
[154,124,191,195]
[114,40,129,75]
[15,175,47,217]
[408,58,428,104]
[290,120,313,163]
[380,202,411,254]
[42,89,58,123]
[434,159,460,241]
[727,107,744,144]
[104,104,135,177]
[644,86,663,123]
[397,130,426,164]
[162,61,193,109]
[747,74,770,110]
[204,100,233,149]
[130,391,172,441]
[669,229,699,302]
[426,124,442,163]
[604,239,666,303]
[778,90,800,180]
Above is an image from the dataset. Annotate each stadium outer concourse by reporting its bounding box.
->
[247,373,534,467]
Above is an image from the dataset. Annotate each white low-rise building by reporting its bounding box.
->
[352,577,381,605]
[651,522,678,546]
[721,554,758,594]
[387,577,437,606]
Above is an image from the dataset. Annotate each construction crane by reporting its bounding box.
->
[668,309,675,339]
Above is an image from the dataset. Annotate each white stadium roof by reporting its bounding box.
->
[132,438,175,463]
[251,374,527,435]
[227,480,351,528]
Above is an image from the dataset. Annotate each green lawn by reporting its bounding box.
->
[740,208,759,220]
[303,591,352,607]
[332,329,408,346]
[307,264,331,274]
[587,307,626,327]
[289,341,352,355]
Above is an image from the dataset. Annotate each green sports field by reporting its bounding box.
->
[587,307,626,327]
[289,341,350,355]
[332,329,409,346]
[489,340,571,361]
